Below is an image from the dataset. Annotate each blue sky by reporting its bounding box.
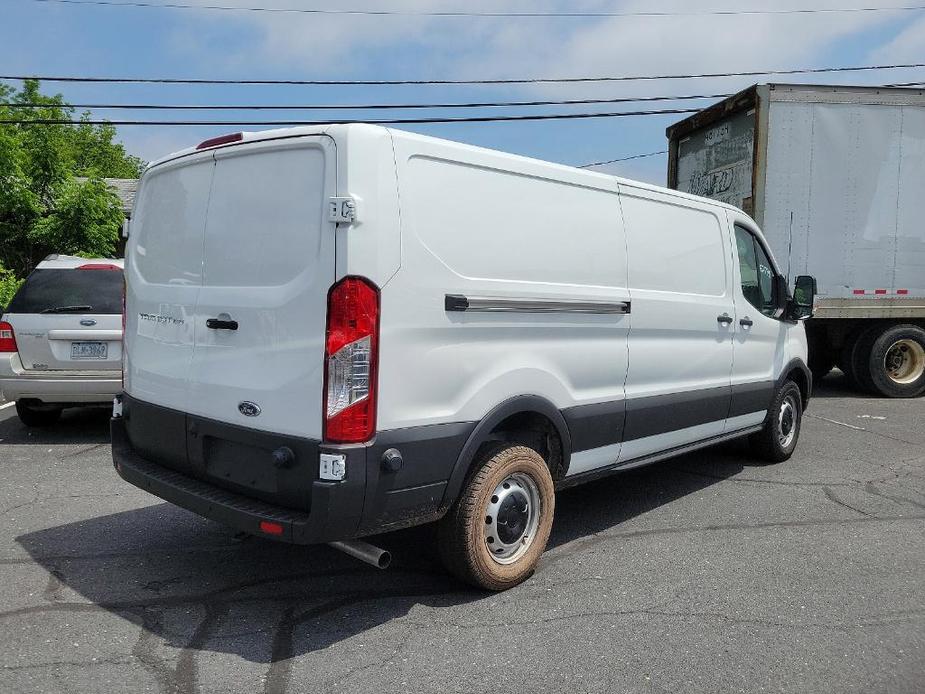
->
[1,1,923,184]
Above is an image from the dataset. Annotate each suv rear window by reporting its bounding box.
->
[7,268,123,315]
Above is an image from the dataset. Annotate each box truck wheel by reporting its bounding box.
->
[438,443,555,591]
[15,401,62,427]
[839,325,879,390]
[749,381,803,463]
[857,324,925,398]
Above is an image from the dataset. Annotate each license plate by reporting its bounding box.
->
[71,342,107,360]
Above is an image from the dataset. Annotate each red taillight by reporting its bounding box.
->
[259,520,284,536]
[196,132,244,150]
[0,321,17,353]
[323,277,379,444]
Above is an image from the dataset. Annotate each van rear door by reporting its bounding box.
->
[126,151,213,413]
[187,137,336,439]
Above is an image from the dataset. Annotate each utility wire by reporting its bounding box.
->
[29,0,925,19]
[6,93,730,111]
[0,106,704,126]
[2,62,923,87]
[579,151,669,168]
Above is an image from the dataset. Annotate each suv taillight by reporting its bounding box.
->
[0,321,17,353]
[323,277,379,444]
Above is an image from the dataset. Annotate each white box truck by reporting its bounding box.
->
[668,84,925,397]
[114,125,813,589]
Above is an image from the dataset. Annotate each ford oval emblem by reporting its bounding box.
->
[238,401,261,417]
[80,319,97,327]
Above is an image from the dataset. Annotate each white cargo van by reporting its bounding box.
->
[113,125,815,590]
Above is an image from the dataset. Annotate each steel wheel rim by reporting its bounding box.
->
[483,472,541,565]
[778,394,798,449]
[884,339,925,385]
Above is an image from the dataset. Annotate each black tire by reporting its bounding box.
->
[809,351,835,383]
[855,324,925,398]
[839,325,879,391]
[836,341,858,385]
[807,330,835,383]
[438,443,555,591]
[16,401,63,427]
[749,381,803,463]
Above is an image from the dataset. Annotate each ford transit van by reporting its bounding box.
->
[113,125,814,590]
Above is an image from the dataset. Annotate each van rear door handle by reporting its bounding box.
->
[740,317,754,327]
[206,318,238,331]
[717,313,733,325]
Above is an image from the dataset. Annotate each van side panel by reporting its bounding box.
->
[383,145,630,434]
[618,188,736,462]
[377,135,631,494]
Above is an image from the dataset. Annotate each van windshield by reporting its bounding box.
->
[7,268,123,315]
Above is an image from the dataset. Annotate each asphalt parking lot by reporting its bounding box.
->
[0,377,923,694]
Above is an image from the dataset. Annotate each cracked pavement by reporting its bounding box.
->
[0,376,923,694]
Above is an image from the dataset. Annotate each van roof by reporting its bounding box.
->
[147,123,743,217]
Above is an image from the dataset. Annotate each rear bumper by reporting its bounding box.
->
[0,353,121,403]
[112,415,362,544]
[111,395,473,544]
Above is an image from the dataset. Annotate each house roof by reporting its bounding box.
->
[74,177,138,217]
[102,178,138,217]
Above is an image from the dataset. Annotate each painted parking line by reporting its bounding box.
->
[0,402,15,411]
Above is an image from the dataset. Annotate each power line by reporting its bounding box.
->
[579,151,668,168]
[6,93,730,112]
[2,62,923,87]
[0,106,703,127]
[29,0,925,19]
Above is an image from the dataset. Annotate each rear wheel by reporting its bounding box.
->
[749,381,803,463]
[16,401,63,427]
[857,324,925,398]
[438,443,555,591]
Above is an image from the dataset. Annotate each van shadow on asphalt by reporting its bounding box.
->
[16,442,750,677]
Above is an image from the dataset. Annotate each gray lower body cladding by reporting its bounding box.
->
[112,376,790,545]
[113,394,475,543]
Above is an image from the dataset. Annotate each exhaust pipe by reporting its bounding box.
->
[328,540,391,569]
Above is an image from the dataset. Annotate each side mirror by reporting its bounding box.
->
[789,275,816,320]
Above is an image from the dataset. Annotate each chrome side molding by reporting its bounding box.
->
[445,295,631,315]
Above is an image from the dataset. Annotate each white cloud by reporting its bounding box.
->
[166,1,910,81]
[118,1,922,175]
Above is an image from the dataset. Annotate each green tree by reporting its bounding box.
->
[0,80,144,278]
[0,264,23,309]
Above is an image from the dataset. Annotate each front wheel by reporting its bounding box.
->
[438,444,555,591]
[749,381,803,463]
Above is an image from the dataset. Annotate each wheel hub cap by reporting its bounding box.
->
[778,395,798,449]
[483,472,541,565]
[884,339,925,385]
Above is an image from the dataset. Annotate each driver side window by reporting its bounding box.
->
[734,226,777,317]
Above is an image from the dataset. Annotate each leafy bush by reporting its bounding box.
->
[0,265,23,311]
